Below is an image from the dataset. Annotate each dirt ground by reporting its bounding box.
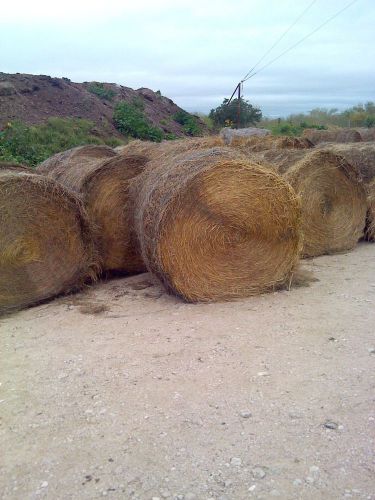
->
[1,243,374,500]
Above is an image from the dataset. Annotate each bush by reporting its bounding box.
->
[0,118,121,167]
[209,98,262,129]
[173,111,202,136]
[88,82,116,101]
[113,101,164,142]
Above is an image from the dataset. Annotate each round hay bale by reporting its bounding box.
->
[357,128,375,142]
[302,129,362,145]
[318,143,375,183]
[38,148,148,274]
[284,150,367,257]
[131,147,302,302]
[231,135,313,151]
[116,136,224,158]
[0,166,98,314]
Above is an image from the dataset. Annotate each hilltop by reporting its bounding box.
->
[0,72,205,139]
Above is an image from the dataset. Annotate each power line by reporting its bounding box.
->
[242,0,318,82]
[243,0,359,82]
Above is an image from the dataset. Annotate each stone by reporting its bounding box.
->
[252,467,266,479]
[230,457,242,466]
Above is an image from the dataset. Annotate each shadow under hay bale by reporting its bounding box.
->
[0,165,98,314]
[38,146,148,274]
[131,147,302,302]
[302,129,362,145]
[230,135,314,152]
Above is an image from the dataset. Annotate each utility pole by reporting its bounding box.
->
[237,82,241,129]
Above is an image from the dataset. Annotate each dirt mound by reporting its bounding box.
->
[0,72,207,139]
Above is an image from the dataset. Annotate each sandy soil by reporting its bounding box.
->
[1,243,374,500]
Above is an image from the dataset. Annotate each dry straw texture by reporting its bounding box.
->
[318,143,375,183]
[284,151,367,257]
[0,165,98,314]
[230,135,313,152]
[38,145,147,274]
[116,136,224,158]
[356,128,375,142]
[302,128,362,145]
[229,147,368,256]
[131,147,302,302]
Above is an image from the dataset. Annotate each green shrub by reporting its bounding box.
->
[113,101,163,142]
[88,82,116,101]
[0,118,120,167]
[173,111,202,136]
[164,133,178,140]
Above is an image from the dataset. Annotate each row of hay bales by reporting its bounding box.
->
[1,133,374,313]
[302,127,375,145]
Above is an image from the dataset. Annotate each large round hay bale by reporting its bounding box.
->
[284,150,367,257]
[0,166,98,314]
[357,128,375,142]
[131,147,302,302]
[230,135,313,151]
[318,143,375,183]
[116,136,224,158]
[38,147,148,274]
[303,129,362,145]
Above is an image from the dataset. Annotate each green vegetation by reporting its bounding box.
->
[173,111,202,136]
[0,118,123,167]
[209,98,262,129]
[88,82,116,101]
[113,101,164,142]
[261,102,375,135]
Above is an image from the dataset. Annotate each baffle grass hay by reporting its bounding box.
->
[131,147,302,302]
[0,165,98,313]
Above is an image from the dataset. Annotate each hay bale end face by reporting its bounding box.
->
[38,146,148,274]
[0,166,98,314]
[132,147,302,302]
[285,151,367,257]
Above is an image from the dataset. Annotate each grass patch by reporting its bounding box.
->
[113,101,164,142]
[87,82,116,101]
[0,118,123,167]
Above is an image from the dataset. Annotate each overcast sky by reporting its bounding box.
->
[1,0,374,117]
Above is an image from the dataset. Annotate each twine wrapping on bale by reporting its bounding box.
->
[230,135,314,151]
[284,150,367,257]
[131,147,302,302]
[302,129,362,145]
[38,147,148,274]
[0,165,98,314]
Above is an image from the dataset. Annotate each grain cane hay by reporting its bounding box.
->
[38,146,148,274]
[0,166,98,314]
[131,147,302,302]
